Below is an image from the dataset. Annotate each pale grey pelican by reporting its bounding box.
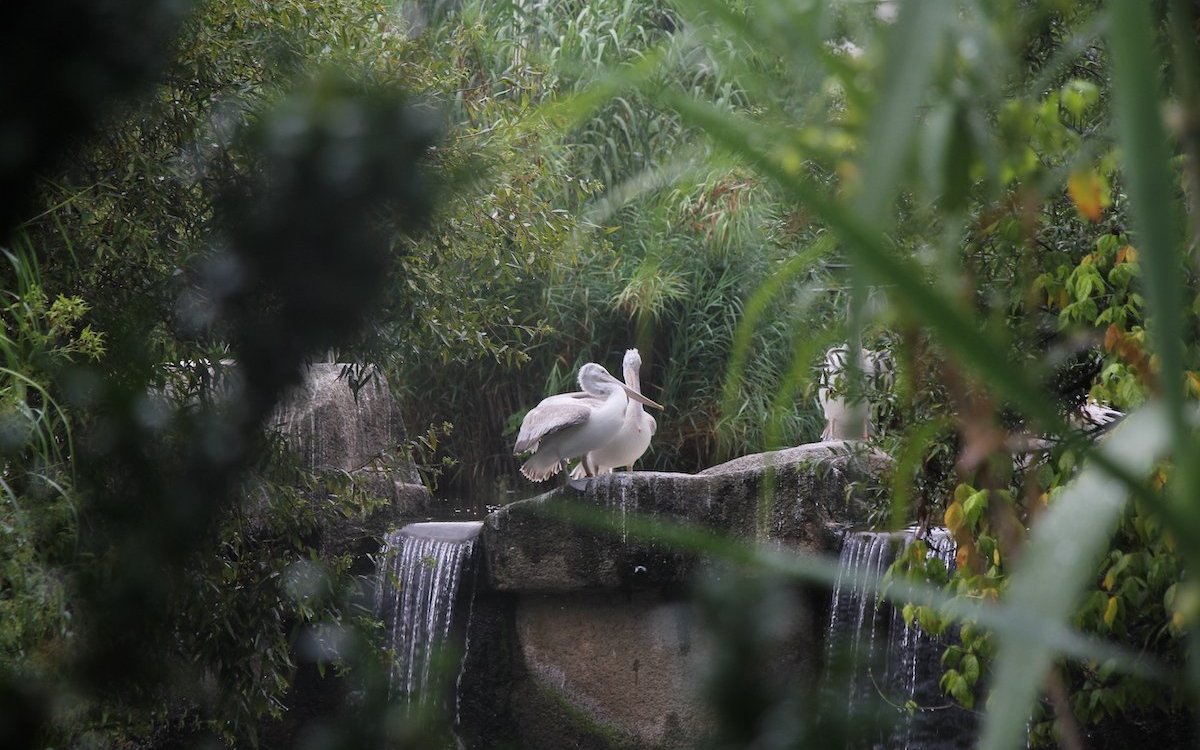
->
[817,344,892,440]
[515,362,664,482]
[569,348,657,478]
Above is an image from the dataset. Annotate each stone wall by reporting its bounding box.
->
[273,362,430,557]
[461,440,890,749]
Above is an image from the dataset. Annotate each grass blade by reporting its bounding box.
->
[535,495,1171,684]
[855,0,950,221]
[978,401,1176,750]
[1109,0,1185,433]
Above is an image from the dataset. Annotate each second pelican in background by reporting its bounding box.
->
[817,344,892,440]
[570,348,657,477]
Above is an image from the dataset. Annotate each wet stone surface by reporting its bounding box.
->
[482,442,890,593]
[459,441,892,750]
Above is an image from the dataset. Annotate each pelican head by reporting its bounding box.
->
[621,348,645,393]
[577,362,662,409]
[622,348,642,370]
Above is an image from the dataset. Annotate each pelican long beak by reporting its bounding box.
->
[622,383,663,410]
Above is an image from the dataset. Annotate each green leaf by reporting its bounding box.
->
[922,100,975,212]
[942,644,964,668]
[925,556,948,584]
[1062,79,1101,119]
[950,672,974,708]
[964,490,989,528]
[962,652,981,686]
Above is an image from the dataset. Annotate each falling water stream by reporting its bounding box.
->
[373,507,980,748]
[825,528,975,749]
[375,521,483,709]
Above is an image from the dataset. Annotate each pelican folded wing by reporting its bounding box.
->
[514,395,592,454]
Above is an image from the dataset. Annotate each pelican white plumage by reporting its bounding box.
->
[817,344,892,440]
[515,362,664,482]
[569,349,657,478]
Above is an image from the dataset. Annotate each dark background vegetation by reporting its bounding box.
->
[2,0,1199,747]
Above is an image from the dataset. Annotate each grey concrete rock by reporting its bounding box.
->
[700,439,891,533]
[274,362,420,482]
[697,438,887,477]
[270,364,431,555]
[468,441,891,750]
[512,592,710,749]
[484,442,888,592]
[484,472,704,592]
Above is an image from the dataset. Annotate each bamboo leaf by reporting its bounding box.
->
[763,326,833,449]
[978,401,1176,750]
[889,418,951,530]
[721,237,835,422]
[1109,0,1185,434]
[856,0,950,221]
[532,33,679,131]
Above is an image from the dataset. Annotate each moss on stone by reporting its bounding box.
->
[524,676,641,750]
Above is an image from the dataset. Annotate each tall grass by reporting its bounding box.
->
[397,0,849,487]
[0,243,83,689]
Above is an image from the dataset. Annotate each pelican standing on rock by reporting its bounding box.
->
[569,349,657,478]
[817,344,892,440]
[515,362,664,482]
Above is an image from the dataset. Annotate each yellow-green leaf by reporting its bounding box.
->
[945,501,966,533]
[1067,170,1111,222]
[1103,595,1119,627]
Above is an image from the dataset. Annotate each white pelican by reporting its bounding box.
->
[569,348,657,478]
[515,362,664,482]
[817,344,892,440]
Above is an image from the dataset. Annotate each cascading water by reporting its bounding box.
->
[825,527,975,749]
[375,521,483,709]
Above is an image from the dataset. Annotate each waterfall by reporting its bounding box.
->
[375,521,483,708]
[825,528,975,749]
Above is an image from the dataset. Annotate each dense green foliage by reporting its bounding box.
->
[394,0,1200,744]
[389,0,849,488]
[4,0,1200,747]
[4,1,439,746]
[634,1,1198,748]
